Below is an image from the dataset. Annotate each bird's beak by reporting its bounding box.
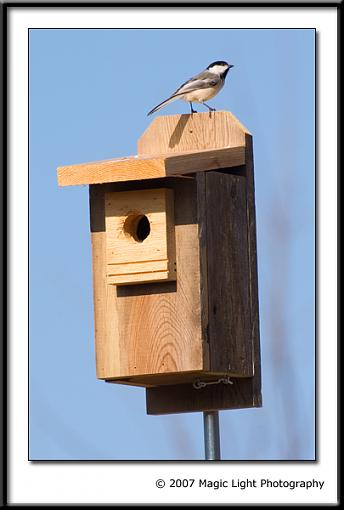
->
[229,65,234,69]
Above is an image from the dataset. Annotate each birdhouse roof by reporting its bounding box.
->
[57,111,250,187]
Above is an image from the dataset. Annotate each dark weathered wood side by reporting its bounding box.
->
[202,171,253,377]
[244,134,262,404]
[146,377,260,415]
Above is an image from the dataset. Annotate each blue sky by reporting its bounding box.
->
[29,28,315,460]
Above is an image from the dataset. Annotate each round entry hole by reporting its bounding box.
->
[124,214,150,242]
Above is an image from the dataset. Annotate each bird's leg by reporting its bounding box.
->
[203,102,216,112]
[190,102,197,114]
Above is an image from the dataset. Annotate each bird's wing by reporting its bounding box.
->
[173,72,220,95]
[147,72,220,116]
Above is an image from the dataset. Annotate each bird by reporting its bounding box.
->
[147,61,233,116]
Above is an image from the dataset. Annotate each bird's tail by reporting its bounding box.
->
[147,94,179,116]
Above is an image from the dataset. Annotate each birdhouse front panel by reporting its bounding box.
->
[104,188,176,285]
[89,178,205,383]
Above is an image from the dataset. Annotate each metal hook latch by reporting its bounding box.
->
[193,376,233,390]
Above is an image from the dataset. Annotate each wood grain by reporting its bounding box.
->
[107,259,169,276]
[59,156,165,186]
[244,134,262,405]
[57,146,245,187]
[146,378,260,415]
[196,173,210,370]
[90,178,203,380]
[115,180,203,377]
[138,111,249,155]
[165,146,245,175]
[89,186,121,379]
[201,171,253,377]
[146,159,262,412]
[104,188,176,285]
[106,370,242,388]
[86,113,261,410]
[145,129,261,414]
[107,270,170,286]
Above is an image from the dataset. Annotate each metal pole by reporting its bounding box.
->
[203,411,221,460]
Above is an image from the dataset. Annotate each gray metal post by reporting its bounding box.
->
[203,411,221,460]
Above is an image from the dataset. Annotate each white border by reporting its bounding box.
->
[8,7,337,505]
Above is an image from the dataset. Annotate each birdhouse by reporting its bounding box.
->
[57,112,262,415]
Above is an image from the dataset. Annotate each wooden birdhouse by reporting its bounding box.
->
[57,111,262,415]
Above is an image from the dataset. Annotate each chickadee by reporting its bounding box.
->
[147,61,233,116]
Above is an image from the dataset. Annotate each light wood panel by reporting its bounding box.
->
[107,269,170,286]
[58,155,165,187]
[90,178,204,380]
[138,111,249,155]
[57,146,245,187]
[104,188,176,285]
[89,186,121,379]
[115,189,203,377]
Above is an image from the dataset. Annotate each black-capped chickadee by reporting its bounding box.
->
[147,61,233,116]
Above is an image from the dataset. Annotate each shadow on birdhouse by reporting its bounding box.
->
[57,111,262,415]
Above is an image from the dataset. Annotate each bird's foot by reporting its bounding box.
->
[189,102,198,115]
[203,102,216,113]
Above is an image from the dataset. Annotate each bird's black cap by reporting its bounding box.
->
[207,60,231,69]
